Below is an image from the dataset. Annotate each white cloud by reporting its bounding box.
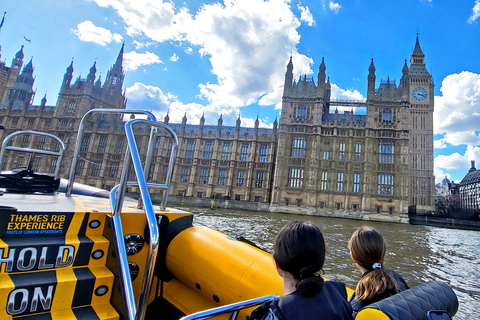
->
[434,167,451,184]
[123,51,162,71]
[170,53,179,62]
[330,83,365,101]
[435,152,470,170]
[434,145,480,181]
[434,138,447,149]
[185,47,193,54]
[91,0,309,112]
[468,0,480,23]
[72,20,122,46]
[298,5,316,26]
[434,71,480,145]
[329,1,342,14]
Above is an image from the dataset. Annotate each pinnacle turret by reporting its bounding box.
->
[87,61,97,84]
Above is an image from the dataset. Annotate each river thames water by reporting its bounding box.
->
[183,207,479,319]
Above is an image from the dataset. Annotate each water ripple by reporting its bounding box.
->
[190,208,480,319]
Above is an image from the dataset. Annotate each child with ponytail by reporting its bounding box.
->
[250,221,352,320]
[348,226,408,317]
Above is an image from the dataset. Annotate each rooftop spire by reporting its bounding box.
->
[412,32,425,58]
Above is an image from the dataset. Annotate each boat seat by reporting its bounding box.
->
[356,281,458,320]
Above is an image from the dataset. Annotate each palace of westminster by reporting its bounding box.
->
[0,36,435,215]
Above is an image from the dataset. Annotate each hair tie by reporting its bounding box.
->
[373,263,382,269]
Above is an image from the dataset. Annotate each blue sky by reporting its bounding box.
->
[1,0,480,183]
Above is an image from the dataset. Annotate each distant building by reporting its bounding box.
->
[459,161,480,211]
[0,35,435,215]
[436,177,459,197]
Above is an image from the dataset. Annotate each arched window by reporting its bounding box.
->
[382,109,392,125]
[67,100,76,113]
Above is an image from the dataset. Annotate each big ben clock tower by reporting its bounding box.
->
[407,33,435,207]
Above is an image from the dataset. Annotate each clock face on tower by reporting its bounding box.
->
[412,87,428,102]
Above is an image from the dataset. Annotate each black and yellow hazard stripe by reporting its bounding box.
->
[0,211,110,273]
[0,266,118,319]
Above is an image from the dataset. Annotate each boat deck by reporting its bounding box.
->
[0,192,188,215]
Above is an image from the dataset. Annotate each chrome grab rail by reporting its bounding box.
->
[0,130,65,179]
[109,118,178,320]
[179,295,278,320]
[66,109,157,196]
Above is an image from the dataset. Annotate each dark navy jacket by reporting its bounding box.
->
[350,269,408,317]
[251,281,353,320]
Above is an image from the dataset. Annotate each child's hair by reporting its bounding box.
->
[273,221,325,297]
[348,226,399,301]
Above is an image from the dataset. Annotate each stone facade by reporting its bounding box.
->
[0,35,435,215]
[270,35,434,215]
[459,161,480,211]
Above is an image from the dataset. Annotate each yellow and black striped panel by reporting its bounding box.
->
[0,212,110,273]
[0,266,117,319]
[5,305,119,320]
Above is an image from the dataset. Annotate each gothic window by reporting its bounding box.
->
[382,109,392,125]
[32,158,41,171]
[162,165,168,182]
[91,162,101,177]
[185,140,195,158]
[297,105,307,120]
[339,142,346,161]
[81,135,90,152]
[221,143,230,160]
[421,116,426,129]
[67,100,76,113]
[37,136,46,150]
[61,118,69,127]
[203,142,212,159]
[255,171,265,188]
[378,174,393,195]
[218,169,227,185]
[75,160,84,175]
[180,167,190,182]
[288,168,304,188]
[379,142,394,163]
[11,118,18,126]
[148,163,155,180]
[321,172,328,190]
[323,151,330,160]
[109,162,119,178]
[237,170,245,186]
[167,141,173,157]
[49,158,58,174]
[97,136,107,153]
[240,144,249,161]
[21,135,30,148]
[199,168,208,184]
[153,137,160,156]
[337,172,344,191]
[28,118,35,126]
[43,119,51,129]
[291,137,306,158]
[16,156,24,168]
[259,144,268,162]
[355,143,362,162]
[19,90,27,101]
[353,173,360,193]
[114,138,124,154]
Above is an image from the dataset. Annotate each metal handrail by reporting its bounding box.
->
[66,109,157,196]
[109,118,178,320]
[179,295,278,320]
[0,130,65,179]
